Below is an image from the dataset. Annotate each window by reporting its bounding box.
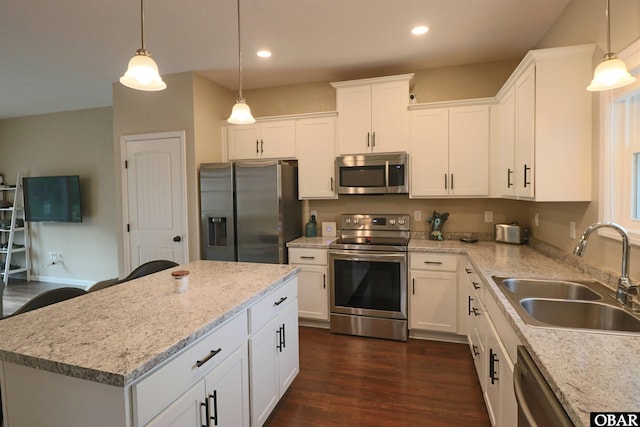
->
[602,38,640,245]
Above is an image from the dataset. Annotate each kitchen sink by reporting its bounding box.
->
[498,278,602,301]
[492,276,640,334]
[520,298,640,333]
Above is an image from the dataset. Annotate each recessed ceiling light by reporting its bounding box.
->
[411,26,429,36]
[257,50,272,58]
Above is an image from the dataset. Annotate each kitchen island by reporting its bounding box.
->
[409,239,640,427]
[0,260,299,427]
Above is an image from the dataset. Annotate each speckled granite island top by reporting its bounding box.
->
[0,260,298,388]
[410,239,640,427]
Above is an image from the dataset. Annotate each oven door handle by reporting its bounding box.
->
[329,250,407,261]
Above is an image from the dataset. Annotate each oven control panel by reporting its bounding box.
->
[340,214,410,231]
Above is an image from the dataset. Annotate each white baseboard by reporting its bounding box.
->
[30,275,94,290]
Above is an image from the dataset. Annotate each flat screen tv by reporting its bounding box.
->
[23,175,82,223]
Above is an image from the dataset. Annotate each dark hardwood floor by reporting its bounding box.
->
[1,279,77,317]
[265,327,490,427]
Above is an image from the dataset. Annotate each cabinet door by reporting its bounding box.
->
[146,380,205,427]
[296,117,337,199]
[249,319,279,427]
[336,85,373,154]
[228,125,261,160]
[277,300,300,393]
[370,81,410,153]
[409,270,457,333]
[204,345,250,427]
[497,87,516,197]
[484,318,502,427]
[448,105,489,196]
[514,65,535,198]
[409,108,449,197]
[260,120,296,159]
[295,264,328,320]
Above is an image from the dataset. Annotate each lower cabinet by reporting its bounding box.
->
[463,258,518,427]
[147,344,249,427]
[289,248,329,321]
[248,280,300,427]
[409,253,458,333]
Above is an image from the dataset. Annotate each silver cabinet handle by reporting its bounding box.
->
[300,256,316,259]
[372,131,376,148]
[507,168,513,188]
[331,177,334,191]
[256,139,259,154]
[424,260,443,265]
[367,132,371,147]
[260,139,264,154]
[444,173,448,190]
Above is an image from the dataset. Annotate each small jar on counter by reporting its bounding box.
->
[171,270,190,293]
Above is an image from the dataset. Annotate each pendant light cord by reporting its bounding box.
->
[605,0,611,53]
[236,0,244,101]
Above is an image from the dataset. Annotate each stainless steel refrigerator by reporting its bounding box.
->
[199,160,302,264]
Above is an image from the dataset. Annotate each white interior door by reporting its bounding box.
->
[122,132,187,273]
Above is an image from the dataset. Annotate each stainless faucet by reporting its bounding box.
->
[573,221,637,307]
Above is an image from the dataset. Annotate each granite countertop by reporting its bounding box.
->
[409,239,640,427]
[287,236,337,248]
[0,260,299,387]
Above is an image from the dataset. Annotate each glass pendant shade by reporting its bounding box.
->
[228,99,256,124]
[587,54,636,91]
[120,50,167,91]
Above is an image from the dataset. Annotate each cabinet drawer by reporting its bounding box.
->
[410,253,458,271]
[289,248,327,265]
[248,276,298,335]
[133,311,248,426]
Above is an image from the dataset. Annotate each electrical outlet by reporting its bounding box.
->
[569,221,576,239]
[534,213,539,227]
[414,210,422,221]
[310,210,317,218]
[48,251,56,262]
[484,210,493,223]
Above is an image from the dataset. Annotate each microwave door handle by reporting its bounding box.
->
[385,161,389,192]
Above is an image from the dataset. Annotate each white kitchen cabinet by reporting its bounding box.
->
[146,344,249,427]
[408,253,458,333]
[295,115,337,199]
[462,261,486,388]
[410,102,490,197]
[495,44,594,201]
[228,119,296,160]
[289,248,329,322]
[248,278,299,427]
[331,74,413,155]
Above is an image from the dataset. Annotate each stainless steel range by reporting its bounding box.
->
[329,214,410,341]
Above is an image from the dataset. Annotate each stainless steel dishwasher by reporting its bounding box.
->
[513,346,574,427]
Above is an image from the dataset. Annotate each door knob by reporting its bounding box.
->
[173,235,182,242]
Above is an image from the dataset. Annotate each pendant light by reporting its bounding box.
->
[587,0,636,91]
[120,0,167,91]
[228,0,255,124]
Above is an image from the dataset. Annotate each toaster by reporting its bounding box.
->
[495,223,529,244]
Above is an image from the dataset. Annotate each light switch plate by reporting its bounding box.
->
[322,221,337,237]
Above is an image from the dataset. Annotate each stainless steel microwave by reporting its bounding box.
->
[335,152,409,194]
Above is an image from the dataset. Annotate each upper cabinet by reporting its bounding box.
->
[296,114,338,199]
[410,101,491,198]
[331,74,414,155]
[495,44,595,201]
[228,119,296,160]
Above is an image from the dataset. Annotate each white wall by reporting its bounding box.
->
[0,107,118,285]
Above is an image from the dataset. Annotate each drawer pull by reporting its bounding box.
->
[424,260,443,265]
[274,296,288,306]
[196,348,222,368]
[300,256,316,260]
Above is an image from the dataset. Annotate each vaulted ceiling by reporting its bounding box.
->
[0,0,570,119]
